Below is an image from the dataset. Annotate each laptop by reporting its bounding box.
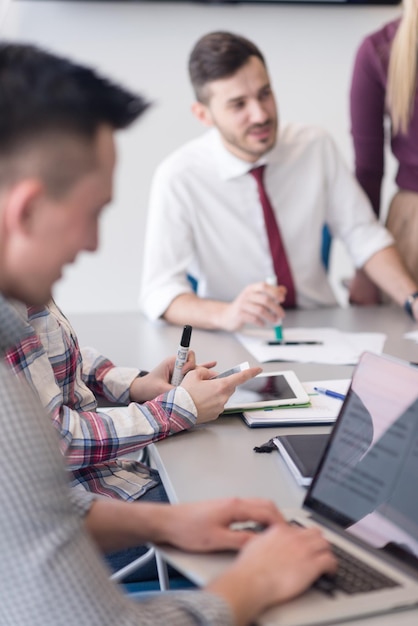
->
[263,351,418,626]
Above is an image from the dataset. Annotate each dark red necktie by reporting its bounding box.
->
[250,165,296,308]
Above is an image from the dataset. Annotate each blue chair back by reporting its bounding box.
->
[321,224,332,271]
[186,224,332,294]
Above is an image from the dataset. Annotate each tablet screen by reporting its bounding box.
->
[224,372,300,410]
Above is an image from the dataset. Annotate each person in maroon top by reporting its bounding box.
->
[349,2,418,308]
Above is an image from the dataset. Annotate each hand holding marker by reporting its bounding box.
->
[264,276,324,346]
[171,324,192,386]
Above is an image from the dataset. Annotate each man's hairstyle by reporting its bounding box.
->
[188,31,266,103]
[0,42,149,194]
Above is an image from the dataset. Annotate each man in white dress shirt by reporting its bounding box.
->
[140,31,418,330]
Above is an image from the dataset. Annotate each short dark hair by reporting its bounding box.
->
[188,31,266,103]
[0,43,149,194]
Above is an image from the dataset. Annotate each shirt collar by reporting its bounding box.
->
[0,293,28,353]
[7,299,28,322]
[209,127,280,181]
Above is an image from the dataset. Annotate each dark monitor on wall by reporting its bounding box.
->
[27,0,401,5]
[131,0,401,4]
[193,0,401,3]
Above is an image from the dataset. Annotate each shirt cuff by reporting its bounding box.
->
[173,385,198,418]
[141,284,193,321]
[103,366,140,403]
[159,590,234,626]
[68,484,97,517]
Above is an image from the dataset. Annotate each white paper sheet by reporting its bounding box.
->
[236,327,386,364]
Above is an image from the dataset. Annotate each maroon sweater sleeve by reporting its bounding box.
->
[350,35,386,217]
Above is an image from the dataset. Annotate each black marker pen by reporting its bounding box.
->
[171,325,192,386]
[267,341,323,346]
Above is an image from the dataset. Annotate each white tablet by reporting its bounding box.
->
[223,370,310,412]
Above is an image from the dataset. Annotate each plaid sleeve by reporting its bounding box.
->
[5,309,198,470]
[52,385,197,470]
[80,346,139,403]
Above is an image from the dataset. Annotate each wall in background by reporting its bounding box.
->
[0,0,11,26]
[3,0,401,313]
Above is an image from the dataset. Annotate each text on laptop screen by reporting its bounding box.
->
[306,352,418,568]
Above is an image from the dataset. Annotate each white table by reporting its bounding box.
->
[70,305,418,626]
[70,303,418,375]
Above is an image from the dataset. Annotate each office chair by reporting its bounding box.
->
[321,224,332,271]
[110,547,170,591]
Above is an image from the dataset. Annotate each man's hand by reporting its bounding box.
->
[86,495,280,557]
[218,281,286,332]
[129,351,197,403]
[180,364,262,423]
[158,497,284,552]
[208,523,337,626]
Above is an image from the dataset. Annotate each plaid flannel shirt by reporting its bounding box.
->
[0,294,233,626]
[5,300,197,500]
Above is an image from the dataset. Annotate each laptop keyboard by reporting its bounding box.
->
[290,520,399,596]
[315,542,399,595]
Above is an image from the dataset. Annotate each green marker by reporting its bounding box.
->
[274,320,283,342]
[265,275,284,343]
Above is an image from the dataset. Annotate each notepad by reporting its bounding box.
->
[241,379,350,427]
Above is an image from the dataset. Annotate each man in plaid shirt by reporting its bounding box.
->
[6,299,200,501]
[5,296,209,578]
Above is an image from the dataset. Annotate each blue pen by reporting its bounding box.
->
[314,387,346,401]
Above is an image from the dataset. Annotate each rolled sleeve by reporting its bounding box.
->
[344,220,394,269]
[323,131,394,269]
[142,278,193,321]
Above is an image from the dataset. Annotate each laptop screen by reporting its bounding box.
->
[305,352,418,569]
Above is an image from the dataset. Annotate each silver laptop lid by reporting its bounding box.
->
[305,352,418,573]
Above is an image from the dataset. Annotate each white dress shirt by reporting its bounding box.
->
[140,124,393,319]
